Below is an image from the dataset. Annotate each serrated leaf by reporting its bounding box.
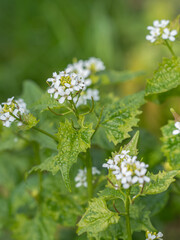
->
[20,113,39,130]
[123,131,139,156]
[143,170,180,195]
[161,120,180,169]
[56,119,94,190]
[99,91,145,145]
[145,57,180,100]
[77,197,119,235]
[130,203,156,233]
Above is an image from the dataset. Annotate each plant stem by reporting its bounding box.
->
[86,150,93,199]
[32,126,58,143]
[10,112,58,143]
[70,99,79,120]
[125,188,132,240]
[164,40,176,57]
[32,142,42,204]
[91,106,104,140]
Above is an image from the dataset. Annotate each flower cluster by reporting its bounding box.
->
[145,231,163,240]
[75,167,100,188]
[103,150,150,189]
[0,97,28,127]
[146,19,177,43]
[47,71,85,104]
[47,57,105,106]
[172,122,180,135]
[74,89,100,107]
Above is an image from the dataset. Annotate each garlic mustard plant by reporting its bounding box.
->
[0,15,180,240]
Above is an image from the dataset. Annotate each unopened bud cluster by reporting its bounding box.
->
[146,19,177,43]
[145,231,163,240]
[0,97,28,127]
[103,150,150,189]
[75,167,100,188]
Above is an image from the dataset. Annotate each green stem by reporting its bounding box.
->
[91,106,104,140]
[10,112,58,143]
[32,142,42,204]
[32,126,58,143]
[86,150,93,199]
[125,188,132,240]
[164,40,176,57]
[70,99,79,120]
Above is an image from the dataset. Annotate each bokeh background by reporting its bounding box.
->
[0,0,180,239]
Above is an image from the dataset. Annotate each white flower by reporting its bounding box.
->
[145,231,163,240]
[84,57,105,73]
[146,19,177,43]
[103,150,150,190]
[74,88,100,107]
[65,60,90,79]
[75,167,100,188]
[162,28,177,41]
[172,122,180,135]
[47,71,85,104]
[0,97,28,127]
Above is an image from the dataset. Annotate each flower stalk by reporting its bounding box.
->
[125,188,132,240]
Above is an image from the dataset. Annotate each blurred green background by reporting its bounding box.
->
[0,1,180,239]
[0,0,180,102]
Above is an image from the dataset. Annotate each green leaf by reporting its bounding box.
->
[98,187,126,203]
[11,213,57,240]
[97,70,144,85]
[20,113,39,130]
[130,202,156,233]
[161,120,180,169]
[32,119,94,190]
[77,197,119,235]
[100,91,145,145]
[145,57,180,100]
[143,170,180,195]
[21,80,43,108]
[30,92,62,112]
[123,131,139,156]
[56,119,94,190]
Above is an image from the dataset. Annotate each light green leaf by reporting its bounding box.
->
[161,120,180,169]
[100,91,145,145]
[98,187,126,203]
[143,170,180,195]
[97,70,144,85]
[77,197,119,235]
[123,131,139,156]
[11,213,57,240]
[56,119,94,190]
[20,113,39,130]
[21,80,43,108]
[145,57,180,99]
[31,92,62,112]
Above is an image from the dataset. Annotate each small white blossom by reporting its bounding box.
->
[0,97,28,128]
[172,122,180,135]
[47,71,85,104]
[84,57,105,73]
[146,19,177,43]
[145,231,163,240]
[103,150,150,190]
[162,28,177,41]
[75,167,100,188]
[74,88,100,107]
[65,60,90,79]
